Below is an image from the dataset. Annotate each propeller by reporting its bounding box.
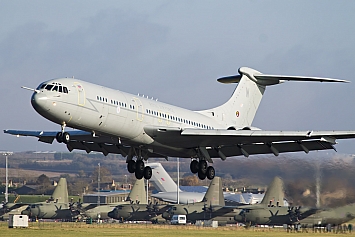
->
[287,206,302,222]
[202,202,213,219]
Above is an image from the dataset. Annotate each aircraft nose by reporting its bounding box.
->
[31,92,49,114]
[108,209,118,219]
[162,211,171,220]
[21,209,30,216]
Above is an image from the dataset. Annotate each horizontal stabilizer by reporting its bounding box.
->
[217,67,349,86]
[255,74,349,83]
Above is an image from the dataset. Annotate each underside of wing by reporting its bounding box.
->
[4,129,165,158]
[144,126,355,158]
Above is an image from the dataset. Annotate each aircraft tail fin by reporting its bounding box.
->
[260,176,285,206]
[198,67,347,129]
[202,177,225,206]
[149,163,180,193]
[127,178,147,204]
[52,178,69,204]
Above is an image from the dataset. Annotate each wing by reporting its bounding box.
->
[3,129,165,158]
[144,126,355,159]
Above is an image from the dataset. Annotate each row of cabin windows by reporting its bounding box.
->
[145,109,213,129]
[95,96,213,129]
[38,83,68,93]
[96,96,127,108]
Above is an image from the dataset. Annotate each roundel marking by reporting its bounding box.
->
[117,106,121,114]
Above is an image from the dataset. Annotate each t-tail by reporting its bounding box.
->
[260,176,285,206]
[126,178,147,204]
[198,67,348,130]
[51,177,69,204]
[202,177,225,206]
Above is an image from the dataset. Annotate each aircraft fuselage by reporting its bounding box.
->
[32,78,223,158]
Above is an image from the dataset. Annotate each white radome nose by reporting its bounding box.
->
[31,92,49,114]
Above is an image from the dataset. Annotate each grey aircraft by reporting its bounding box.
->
[162,176,284,225]
[21,178,77,220]
[234,196,355,226]
[5,67,355,181]
[74,178,147,220]
[234,177,355,226]
[107,201,171,223]
[161,177,232,224]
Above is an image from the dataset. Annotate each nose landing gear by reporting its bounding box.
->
[56,123,70,144]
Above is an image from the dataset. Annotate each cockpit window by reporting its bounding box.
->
[39,83,69,93]
[37,83,46,90]
[45,84,54,90]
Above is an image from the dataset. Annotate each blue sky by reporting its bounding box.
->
[1,1,355,154]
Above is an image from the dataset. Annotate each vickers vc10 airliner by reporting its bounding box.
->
[5,67,355,180]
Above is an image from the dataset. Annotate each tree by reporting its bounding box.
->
[180,176,200,186]
[36,174,52,195]
[36,174,51,185]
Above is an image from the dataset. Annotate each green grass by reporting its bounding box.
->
[0,222,353,237]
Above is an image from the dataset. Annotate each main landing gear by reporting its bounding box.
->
[55,123,70,144]
[190,159,215,180]
[127,160,152,180]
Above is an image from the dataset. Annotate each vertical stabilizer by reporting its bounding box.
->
[197,67,266,129]
[52,178,68,203]
[202,177,225,206]
[149,163,180,192]
[127,178,147,204]
[260,176,285,206]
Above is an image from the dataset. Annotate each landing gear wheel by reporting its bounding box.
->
[63,132,70,144]
[135,160,145,179]
[198,160,208,174]
[198,170,206,180]
[206,166,215,180]
[56,132,63,143]
[136,160,145,173]
[190,160,199,174]
[135,170,144,179]
[127,160,136,173]
[143,166,152,180]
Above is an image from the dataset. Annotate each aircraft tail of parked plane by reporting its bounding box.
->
[51,177,69,203]
[126,178,147,204]
[4,66,355,181]
[260,176,285,206]
[202,177,225,206]
[149,163,180,193]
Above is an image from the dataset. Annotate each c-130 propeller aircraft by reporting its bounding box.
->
[5,67,355,180]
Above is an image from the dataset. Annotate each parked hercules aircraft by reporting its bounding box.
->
[73,178,147,220]
[5,67,355,180]
[21,178,77,220]
[162,176,285,225]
